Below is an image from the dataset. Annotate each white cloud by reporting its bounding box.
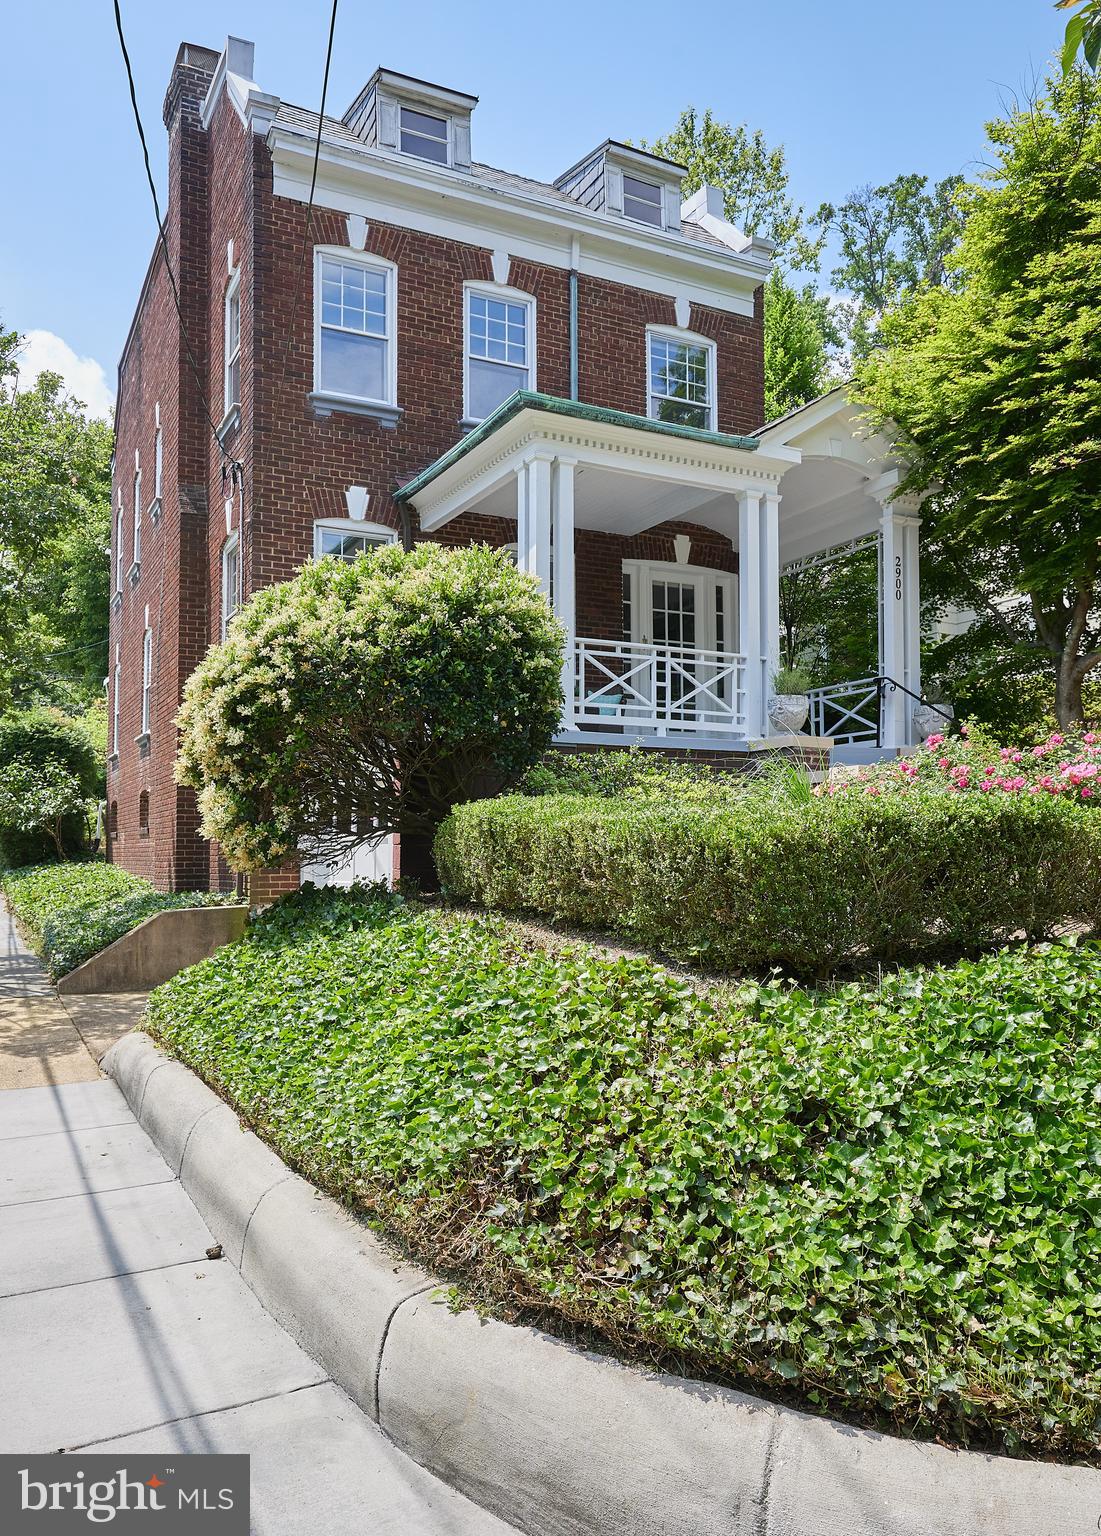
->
[14,330,114,420]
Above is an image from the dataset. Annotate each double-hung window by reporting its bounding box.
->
[224,272,241,413]
[465,287,534,422]
[140,626,152,737]
[111,645,121,756]
[399,106,448,163]
[115,502,124,594]
[132,469,142,570]
[316,253,396,408]
[313,520,397,563]
[221,532,240,640]
[153,426,163,503]
[647,329,716,432]
[623,174,663,227]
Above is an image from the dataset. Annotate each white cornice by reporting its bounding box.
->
[267,126,771,317]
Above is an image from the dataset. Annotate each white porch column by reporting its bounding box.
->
[552,457,577,727]
[736,487,765,739]
[875,485,923,748]
[760,490,781,715]
[521,453,553,594]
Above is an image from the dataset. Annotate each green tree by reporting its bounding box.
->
[1058,0,1101,71]
[642,107,825,271]
[763,271,839,423]
[858,70,1101,726]
[815,174,965,357]
[0,324,113,710]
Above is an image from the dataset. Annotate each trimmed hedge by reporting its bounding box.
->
[2,862,232,978]
[146,886,1101,1457]
[435,791,1101,974]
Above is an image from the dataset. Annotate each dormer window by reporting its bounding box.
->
[400,106,448,164]
[622,174,662,227]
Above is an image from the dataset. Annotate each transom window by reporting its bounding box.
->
[466,288,534,421]
[623,174,663,227]
[399,106,448,163]
[316,253,395,405]
[313,520,397,562]
[224,273,241,413]
[647,330,716,431]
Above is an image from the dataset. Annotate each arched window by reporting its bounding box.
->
[138,790,150,838]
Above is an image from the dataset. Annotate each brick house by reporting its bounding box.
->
[109,36,923,895]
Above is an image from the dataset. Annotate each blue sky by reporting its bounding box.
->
[0,1,1063,415]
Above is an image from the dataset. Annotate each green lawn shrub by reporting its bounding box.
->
[2,862,232,978]
[146,889,1101,1457]
[0,708,102,865]
[435,790,1100,974]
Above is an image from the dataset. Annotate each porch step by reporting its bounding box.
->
[829,744,901,767]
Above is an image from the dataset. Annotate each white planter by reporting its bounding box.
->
[768,693,810,735]
[913,702,954,742]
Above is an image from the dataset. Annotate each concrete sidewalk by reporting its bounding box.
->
[0,904,512,1534]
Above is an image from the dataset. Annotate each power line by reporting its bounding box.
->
[111,1,239,477]
[279,0,341,394]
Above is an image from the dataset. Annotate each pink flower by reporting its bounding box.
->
[1083,786,1094,799]
[1085,732,1097,745]
[1050,733,1065,746]
[1031,744,1049,758]
[961,724,970,736]
[984,765,997,777]
[938,757,951,771]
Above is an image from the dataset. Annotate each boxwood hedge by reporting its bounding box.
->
[2,862,232,978]
[146,886,1101,1458]
[435,791,1101,974]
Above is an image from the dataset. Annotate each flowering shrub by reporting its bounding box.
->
[817,725,1101,805]
[176,544,564,872]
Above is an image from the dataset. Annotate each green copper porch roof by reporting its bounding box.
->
[392,391,760,503]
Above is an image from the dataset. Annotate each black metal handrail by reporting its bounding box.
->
[808,676,954,748]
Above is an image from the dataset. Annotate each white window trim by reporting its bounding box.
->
[312,519,398,560]
[645,325,718,433]
[312,246,399,413]
[115,501,125,595]
[139,626,153,738]
[224,268,242,415]
[111,644,121,758]
[221,531,241,641]
[462,281,537,426]
[153,425,163,503]
[622,172,663,228]
[398,103,452,166]
[130,469,142,578]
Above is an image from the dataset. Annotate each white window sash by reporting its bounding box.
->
[313,249,398,407]
[141,628,152,735]
[645,327,717,432]
[312,519,398,561]
[463,283,537,423]
[224,272,241,412]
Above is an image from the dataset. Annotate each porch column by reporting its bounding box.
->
[736,487,765,739]
[761,490,781,714]
[519,453,554,594]
[875,486,923,748]
[552,457,577,726]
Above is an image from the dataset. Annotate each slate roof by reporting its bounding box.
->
[272,103,733,256]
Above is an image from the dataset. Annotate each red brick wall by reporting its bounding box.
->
[110,50,767,893]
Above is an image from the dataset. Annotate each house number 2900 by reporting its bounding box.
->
[894,555,903,601]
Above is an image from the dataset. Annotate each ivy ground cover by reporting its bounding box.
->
[147,886,1101,1460]
[2,862,231,978]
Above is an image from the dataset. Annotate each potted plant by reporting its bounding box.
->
[768,666,812,734]
[912,678,955,742]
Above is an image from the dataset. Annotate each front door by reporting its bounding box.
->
[622,561,736,724]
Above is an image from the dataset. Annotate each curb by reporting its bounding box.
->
[103,1032,1101,1536]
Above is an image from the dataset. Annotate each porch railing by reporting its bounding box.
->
[807,675,883,744]
[807,676,955,746]
[570,636,747,735]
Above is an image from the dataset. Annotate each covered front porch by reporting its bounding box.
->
[397,388,925,753]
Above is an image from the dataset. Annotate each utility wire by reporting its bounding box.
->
[279,0,341,394]
[111,1,240,478]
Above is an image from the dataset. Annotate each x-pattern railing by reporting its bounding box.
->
[572,637,747,734]
[807,676,883,744]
